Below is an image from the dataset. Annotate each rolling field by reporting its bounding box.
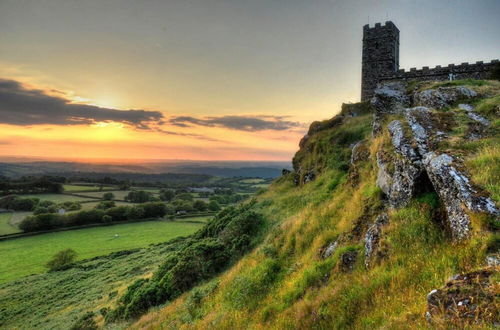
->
[0,213,21,236]
[62,184,116,192]
[0,220,203,283]
[21,193,97,202]
[78,200,133,210]
[76,190,133,200]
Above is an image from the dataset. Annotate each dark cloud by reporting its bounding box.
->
[0,79,164,129]
[169,115,302,131]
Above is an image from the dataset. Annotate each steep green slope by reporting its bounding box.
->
[130,80,499,329]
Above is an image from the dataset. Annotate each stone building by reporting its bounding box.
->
[361,21,499,101]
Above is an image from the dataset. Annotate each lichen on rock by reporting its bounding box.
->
[364,212,388,268]
[414,86,477,109]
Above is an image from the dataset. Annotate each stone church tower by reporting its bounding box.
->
[361,21,400,101]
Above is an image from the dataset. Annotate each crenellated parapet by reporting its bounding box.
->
[380,60,499,83]
[360,21,499,101]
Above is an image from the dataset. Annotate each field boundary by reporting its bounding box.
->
[0,216,209,241]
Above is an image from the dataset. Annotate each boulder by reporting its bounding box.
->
[303,170,316,183]
[376,122,423,208]
[338,250,357,272]
[371,81,409,135]
[423,152,499,239]
[414,86,477,109]
[364,213,388,268]
[460,102,490,124]
[387,120,420,161]
[405,106,443,155]
[321,241,338,259]
[350,141,369,165]
[426,268,498,325]
[485,254,500,267]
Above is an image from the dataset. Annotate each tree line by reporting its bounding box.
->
[19,202,167,232]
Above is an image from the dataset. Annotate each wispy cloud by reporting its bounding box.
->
[0,79,164,130]
[169,115,303,131]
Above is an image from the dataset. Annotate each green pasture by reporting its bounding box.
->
[0,213,21,236]
[0,220,202,283]
[22,193,97,203]
[62,184,116,192]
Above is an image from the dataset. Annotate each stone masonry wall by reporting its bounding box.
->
[361,21,499,101]
[380,60,499,85]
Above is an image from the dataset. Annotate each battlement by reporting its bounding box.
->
[363,21,399,32]
[361,21,499,101]
[381,59,499,82]
[363,21,399,40]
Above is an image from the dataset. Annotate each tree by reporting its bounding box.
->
[103,192,115,201]
[125,191,152,203]
[96,200,116,209]
[125,205,145,220]
[193,200,208,212]
[159,189,175,202]
[46,249,77,271]
[208,200,221,211]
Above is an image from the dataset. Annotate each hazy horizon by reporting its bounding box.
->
[1,0,499,161]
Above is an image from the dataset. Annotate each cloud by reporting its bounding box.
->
[169,115,303,131]
[0,79,164,129]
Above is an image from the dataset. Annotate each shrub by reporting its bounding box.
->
[46,249,77,271]
[70,311,97,330]
[102,192,115,201]
[112,203,264,319]
[105,206,129,221]
[193,200,208,212]
[125,205,145,220]
[96,201,116,210]
[102,215,112,223]
[142,202,167,218]
[125,191,152,203]
[208,200,220,211]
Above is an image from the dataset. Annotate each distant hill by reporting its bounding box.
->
[0,160,291,179]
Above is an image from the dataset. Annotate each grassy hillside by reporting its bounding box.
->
[130,81,499,329]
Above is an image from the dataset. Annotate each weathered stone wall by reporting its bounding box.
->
[380,60,499,85]
[361,21,400,102]
[361,21,499,101]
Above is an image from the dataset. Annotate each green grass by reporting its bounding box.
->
[22,193,97,202]
[0,213,21,236]
[8,211,32,227]
[0,220,203,284]
[62,184,116,192]
[76,190,132,200]
[239,178,266,184]
[0,240,177,330]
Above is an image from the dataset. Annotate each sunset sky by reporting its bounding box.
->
[0,0,499,161]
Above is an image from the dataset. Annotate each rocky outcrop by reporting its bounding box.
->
[374,84,499,240]
[414,86,477,109]
[338,250,357,272]
[321,241,338,259]
[376,150,422,208]
[387,120,420,161]
[458,103,491,140]
[371,81,409,135]
[426,268,498,325]
[423,153,498,217]
[375,120,423,208]
[485,254,500,267]
[364,213,388,268]
[350,141,369,165]
[303,170,316,183]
